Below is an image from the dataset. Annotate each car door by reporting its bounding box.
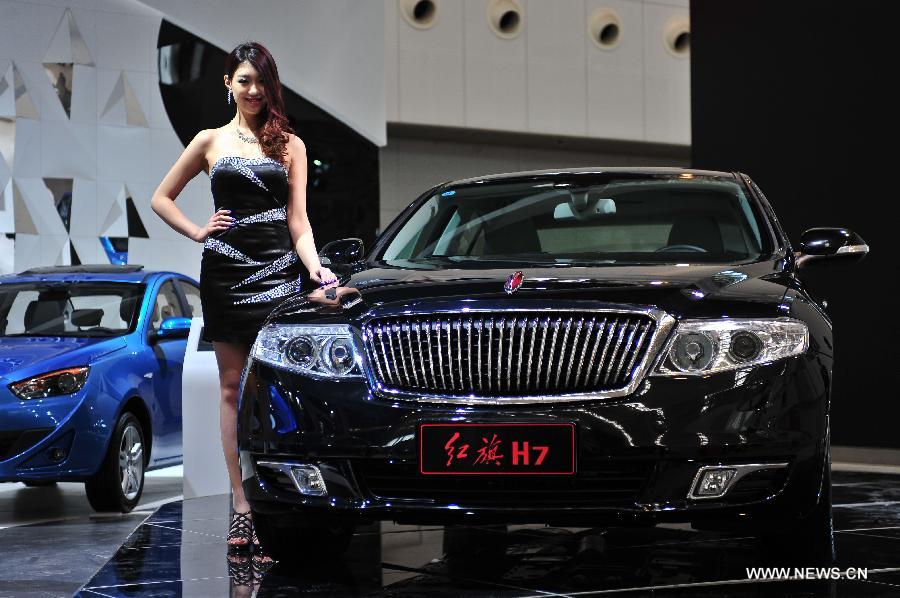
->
[143,278,186,465]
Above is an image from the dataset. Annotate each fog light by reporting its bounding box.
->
[48,447,67,462]
[256,460,329,496]
[692,467,737,498]
[287,465,327,496]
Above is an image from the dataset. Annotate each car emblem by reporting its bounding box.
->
[504,271,524,294]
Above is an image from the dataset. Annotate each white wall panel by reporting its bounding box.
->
[138,0,386,145]
[397,0,465,126]
[16,177,68,236]
[642,1,690,144]
[42,122,96,178]
[525,0,586,136]
[0,2,59,63]
[69,64,98,124]
[585,0,644,141]
[11,118,41,178]
[97,124,150,183]
[463,0,527,131]
[93,11,155,72]
[384,0,399,122]
[130,237,200,279]
[70,235,103,264]
[13,233,43,271]
[148,126,183,186]
[69,177,97,236]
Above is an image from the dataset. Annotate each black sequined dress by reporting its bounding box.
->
[200,156,302,344]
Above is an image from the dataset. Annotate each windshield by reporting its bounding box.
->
[0,283,145,337]
[380,174,769,266]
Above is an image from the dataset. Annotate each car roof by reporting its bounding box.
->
[444,167,739,187]
[0,264,190,285]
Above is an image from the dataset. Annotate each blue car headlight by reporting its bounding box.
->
[9,366,90,400]
[654,318,809,376]
[251,324,363,378]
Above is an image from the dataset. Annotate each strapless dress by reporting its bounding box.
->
[199,156,303,344]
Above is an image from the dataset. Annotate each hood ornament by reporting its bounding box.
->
[504,271,524,294]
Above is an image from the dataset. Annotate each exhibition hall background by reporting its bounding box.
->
[691,0,897,449]
[1,0,892,450]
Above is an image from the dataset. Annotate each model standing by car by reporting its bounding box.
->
[150,42,337,553]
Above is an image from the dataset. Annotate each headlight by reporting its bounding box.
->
[251,324,363,378]
[655,318,808,376]
[9,366,90,400]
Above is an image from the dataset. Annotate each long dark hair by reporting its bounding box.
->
[225,42,293,163]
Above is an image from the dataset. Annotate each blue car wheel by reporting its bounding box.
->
[85,411,145,512]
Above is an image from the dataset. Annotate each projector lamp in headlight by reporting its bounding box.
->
[251,324,362,378]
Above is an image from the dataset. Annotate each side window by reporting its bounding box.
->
[178,280,203,319]
[151,281,184,330]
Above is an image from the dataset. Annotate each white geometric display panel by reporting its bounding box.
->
[0,0,201,280]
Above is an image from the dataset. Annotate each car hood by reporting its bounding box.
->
[0,336,127,381]
[273,259,794,322]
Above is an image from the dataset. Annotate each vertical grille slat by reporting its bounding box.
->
[592,319,618,386]
[603,319,631,386]
[545,319,562,389]
[444,321,455,391]
[365,311,656,398]
[403,322,419,387]
[582,317,607,388]
[506,318,516,392]
[525,318,538,390]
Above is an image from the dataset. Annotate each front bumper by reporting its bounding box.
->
[238,352,831,527]
[0,383,113,482]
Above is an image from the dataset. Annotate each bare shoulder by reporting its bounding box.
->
[194,128,218,145]
[286,134,307,162]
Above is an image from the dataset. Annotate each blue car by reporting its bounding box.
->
[0,265,200,512]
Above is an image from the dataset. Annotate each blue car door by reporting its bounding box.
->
[142,278,186,465]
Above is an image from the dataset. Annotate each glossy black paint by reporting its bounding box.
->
[320,237,366,268]
[237,168,843,530]
[797,227,869,268]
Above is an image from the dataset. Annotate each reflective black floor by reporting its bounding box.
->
[75,470,900,597]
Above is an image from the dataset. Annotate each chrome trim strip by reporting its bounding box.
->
[363,307,676,405]
[687,462,789,501]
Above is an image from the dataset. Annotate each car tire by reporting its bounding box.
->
[85,412,145,513]
[252,511,355,563]
[760,456,834,565]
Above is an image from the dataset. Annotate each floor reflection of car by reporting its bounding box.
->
[238,168,867,564]
[0,265,201,512]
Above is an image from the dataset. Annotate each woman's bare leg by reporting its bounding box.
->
[213,341,252,516]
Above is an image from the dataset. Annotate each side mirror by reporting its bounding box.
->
[319,238,365,268]
[154,316,192,341]
[796,228,868,268]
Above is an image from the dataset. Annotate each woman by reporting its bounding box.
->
[151,42,336,551]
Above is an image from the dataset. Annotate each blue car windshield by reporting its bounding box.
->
[381,174,771,266]
[0,283,145,337]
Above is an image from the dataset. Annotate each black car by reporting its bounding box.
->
[237,168,866,562]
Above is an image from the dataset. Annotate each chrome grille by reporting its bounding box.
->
[363,312,657,399]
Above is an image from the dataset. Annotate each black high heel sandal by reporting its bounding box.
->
[228,511,254,551]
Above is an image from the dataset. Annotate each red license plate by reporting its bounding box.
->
[419,423,575,475]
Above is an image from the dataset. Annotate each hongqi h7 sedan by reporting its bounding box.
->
[237,168,866,563]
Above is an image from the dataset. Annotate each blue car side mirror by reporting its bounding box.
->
[155,317,192,340]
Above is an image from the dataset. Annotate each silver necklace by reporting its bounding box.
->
[235,127,259,144]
